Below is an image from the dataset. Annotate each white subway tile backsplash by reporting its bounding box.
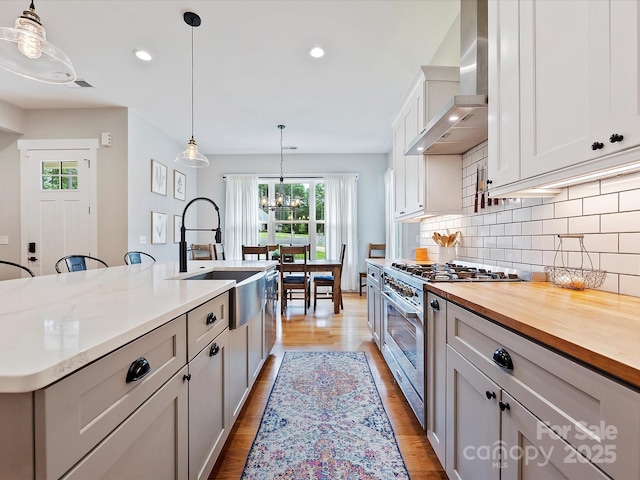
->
[522,250,543,265]
[542,218,568,235]
[583,193,618,215]
[505,223,522,236]
[554,199,582,218]
[419,153,640,297]
[568,215,600,234]
[601,254,640,275]
[513,207,532,222]
[601,211,640,233]
[568,181,600,199]
[522,221,543,235]
[532,204,554,220]
[620,275,640,296]
[620,190,640,212]
[531,235,555,251]
[513,236,532,249]
[620,233,640,253]
[583,234,619,253]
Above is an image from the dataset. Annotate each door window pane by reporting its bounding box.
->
[41,160,78,191]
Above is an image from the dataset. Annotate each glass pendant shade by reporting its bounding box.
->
[175,136,209,168]
[0,3,76,83]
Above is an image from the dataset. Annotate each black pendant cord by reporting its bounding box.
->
[190,20,194,140]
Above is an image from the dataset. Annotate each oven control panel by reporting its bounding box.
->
[382,273,422,307]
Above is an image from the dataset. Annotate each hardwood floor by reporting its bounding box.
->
[208,292,447,479]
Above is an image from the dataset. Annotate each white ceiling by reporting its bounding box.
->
[0,0,460,155]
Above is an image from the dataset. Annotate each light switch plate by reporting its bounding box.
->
[0,236,7,245]
[139,235,147,244]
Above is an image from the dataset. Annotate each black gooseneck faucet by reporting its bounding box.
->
[179,197,222,272]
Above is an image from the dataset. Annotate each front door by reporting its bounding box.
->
[19,139,98,276]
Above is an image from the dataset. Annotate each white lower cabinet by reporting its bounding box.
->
[425,293,447,467]
[446,345,501,480]
[61,365,189,480]
[366,264,382,348]
[188,328,230,480]
[441,299,640,480]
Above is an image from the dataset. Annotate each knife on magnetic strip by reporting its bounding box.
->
[474,165,479,213]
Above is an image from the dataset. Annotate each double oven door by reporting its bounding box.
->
[381,286,425,427]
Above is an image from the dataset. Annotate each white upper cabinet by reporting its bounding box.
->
[393,67,461,220]
[488,0,640,196]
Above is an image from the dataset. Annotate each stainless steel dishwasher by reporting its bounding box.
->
[264,267,278,354]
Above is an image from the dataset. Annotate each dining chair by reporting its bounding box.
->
[0,260,35,278]
[55,255,108,273]
[212,243,226,260]
[313,243,346,310]
[190,244,213,260]
[123,251,156,265]
[280,245,310,314]
[242,245,269,260]
[359,243,386,295]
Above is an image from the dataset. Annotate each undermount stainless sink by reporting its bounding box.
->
[184,269,266,329]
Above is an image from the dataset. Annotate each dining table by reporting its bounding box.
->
[278,258,343,314]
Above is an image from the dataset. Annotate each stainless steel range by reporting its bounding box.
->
[380,261,533,428]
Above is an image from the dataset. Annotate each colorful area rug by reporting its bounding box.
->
[241,351,409,479]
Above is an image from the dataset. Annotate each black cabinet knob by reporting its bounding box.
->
[209,343,220,356]
[591,142,604,150]
[183,373,192,382]
[429,299,440,310]
[206,312,217,325]
[485,391,496,400]
[609,133,624,143]
[499,401,511,411]
[492,347,514,370]
[125,357,151,383]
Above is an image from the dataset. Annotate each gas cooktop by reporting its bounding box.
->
[388,262,528,283]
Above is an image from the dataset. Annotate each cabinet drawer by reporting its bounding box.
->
[447,302,640,480]
[367,265,381,288]
[187,292,229,361]
[61,366,188,480]
[35,316,187,480]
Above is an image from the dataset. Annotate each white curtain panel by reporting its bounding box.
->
[224,175,259,260]
[325,174,358,291]
[384,168,395,259]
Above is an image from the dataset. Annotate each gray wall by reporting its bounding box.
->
[127,110,198,262]
[196,153,388,273]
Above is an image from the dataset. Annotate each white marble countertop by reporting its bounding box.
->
[0,260,276,393]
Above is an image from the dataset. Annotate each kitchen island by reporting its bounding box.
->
[0,260,276,480]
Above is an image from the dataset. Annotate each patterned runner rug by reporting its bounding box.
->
[241,351,409,479]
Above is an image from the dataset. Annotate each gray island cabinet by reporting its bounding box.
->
[0,261,275,480]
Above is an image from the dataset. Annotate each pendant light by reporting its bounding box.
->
[175,11,209,168]
[0,1,76,83]
[261,125,301,211]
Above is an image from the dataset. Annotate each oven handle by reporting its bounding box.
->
[381,291,420,319]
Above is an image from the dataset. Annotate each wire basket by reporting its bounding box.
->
[544,234,607,290]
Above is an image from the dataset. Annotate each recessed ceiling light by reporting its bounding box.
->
[309,46,325,58]
[133,49,153,62]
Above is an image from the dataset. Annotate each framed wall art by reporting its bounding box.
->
[173,170,186,201]
[151,159,167,195]
[174,215,182,243]
[151,211,167,244]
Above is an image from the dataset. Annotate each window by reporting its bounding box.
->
[259,179,325,259]
[41,160,78,190]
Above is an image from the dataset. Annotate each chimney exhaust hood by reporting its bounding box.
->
[405,0,488,155]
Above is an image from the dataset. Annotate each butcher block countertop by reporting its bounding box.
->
[426,281,640,390]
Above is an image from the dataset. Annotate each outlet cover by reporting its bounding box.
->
[0,236,7,245]
[139,235,147,244]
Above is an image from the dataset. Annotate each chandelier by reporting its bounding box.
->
[261,125,301,211]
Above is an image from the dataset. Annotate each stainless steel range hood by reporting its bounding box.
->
[405,0,488,155]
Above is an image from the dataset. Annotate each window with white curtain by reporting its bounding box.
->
[258,178,325,259]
